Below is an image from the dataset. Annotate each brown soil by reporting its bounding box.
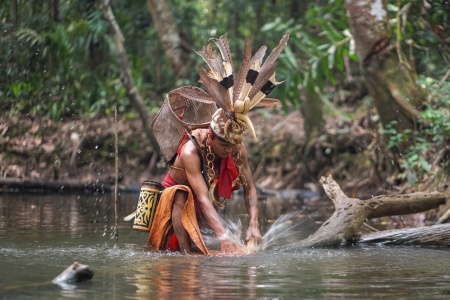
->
[0,111,448,198]
[0,110,362,192]
[0,114,152,188]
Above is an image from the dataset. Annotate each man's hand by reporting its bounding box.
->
[245,224,262,244]
[220,239,246,254]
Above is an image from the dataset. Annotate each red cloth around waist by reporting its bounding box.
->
[160,172,203,251]
[162,172,178,188]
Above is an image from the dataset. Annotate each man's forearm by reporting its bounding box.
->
[245,192,259,227]
[200,198,228,236]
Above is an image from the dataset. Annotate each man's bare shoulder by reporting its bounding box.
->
[180,140,202,174]
[180,140,200,159]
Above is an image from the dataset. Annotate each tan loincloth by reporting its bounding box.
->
[146,185,209,255]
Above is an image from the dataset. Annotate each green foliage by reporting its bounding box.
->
[261,0,357,109]
[381,76,450,186]
[13,19,112,119]
[0,0,448,124]
[392,0,450,75]
[418,76,450,143]
[0,1,154,120]
[384,123,432,186]
[378,0,450,186]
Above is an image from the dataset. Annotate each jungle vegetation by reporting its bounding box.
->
[0,0,449,195]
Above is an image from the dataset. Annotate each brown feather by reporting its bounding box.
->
[259,33,289,74]
[235,44,267,103]
[196,44,224,79]
[198,67,231,111]
[248,62,278,99]
[249,45,267,69]
[233,38,252,103]
[213,34,234,70]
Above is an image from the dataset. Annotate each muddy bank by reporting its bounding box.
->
[0,111,448,200]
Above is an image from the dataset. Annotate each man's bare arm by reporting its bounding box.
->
[181,141,244,253]
[239,145,262,242]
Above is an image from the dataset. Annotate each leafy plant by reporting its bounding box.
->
[381,76,450,186]
[261,0,357,108]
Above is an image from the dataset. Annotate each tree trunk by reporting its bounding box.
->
[290,0,309,20]
[49,0,59,22]
[345,0,427,134]
[301,89,324,163]
[10,0,19,31]
[145,0,194,81]
[101,0,160,157]
[298,175,448,247]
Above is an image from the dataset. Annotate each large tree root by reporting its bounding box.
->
[298,175,448,247]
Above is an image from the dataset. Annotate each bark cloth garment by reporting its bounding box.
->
[146,128,238,254]
[146,175,209,254]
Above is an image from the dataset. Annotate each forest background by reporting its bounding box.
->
[0,0,449,221]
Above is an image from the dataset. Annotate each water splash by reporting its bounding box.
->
[204,211,317,253]
[259,211,313,251]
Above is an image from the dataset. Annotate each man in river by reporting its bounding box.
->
[147,33,289,254]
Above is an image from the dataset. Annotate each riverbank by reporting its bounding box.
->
[1,112,449,228]
[0,114,152,192]
[0,111,302,192]
[0,111,448,200]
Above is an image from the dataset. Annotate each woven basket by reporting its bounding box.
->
[152,86,217,161]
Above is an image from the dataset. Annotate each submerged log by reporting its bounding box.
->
[357,224,450,246]
[299,175,448,248]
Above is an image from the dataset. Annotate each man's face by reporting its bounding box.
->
[212,138,239,158]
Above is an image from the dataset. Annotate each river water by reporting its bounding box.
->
[0,192,449,299]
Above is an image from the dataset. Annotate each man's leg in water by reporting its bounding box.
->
[172,190,191,253]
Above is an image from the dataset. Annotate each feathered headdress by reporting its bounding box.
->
[176,33,289,144]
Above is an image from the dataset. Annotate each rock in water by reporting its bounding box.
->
[52,262,94,284]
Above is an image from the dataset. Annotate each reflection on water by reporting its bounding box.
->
[1,193,450,299]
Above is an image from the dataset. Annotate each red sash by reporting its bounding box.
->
[217,154,238,199]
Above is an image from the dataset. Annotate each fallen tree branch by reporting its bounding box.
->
[298,175,448,248]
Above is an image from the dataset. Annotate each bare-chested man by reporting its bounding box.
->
[147,33,289,254]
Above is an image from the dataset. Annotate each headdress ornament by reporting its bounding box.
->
[176,33,289,144]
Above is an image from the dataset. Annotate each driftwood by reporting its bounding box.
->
[299,175,448,248]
